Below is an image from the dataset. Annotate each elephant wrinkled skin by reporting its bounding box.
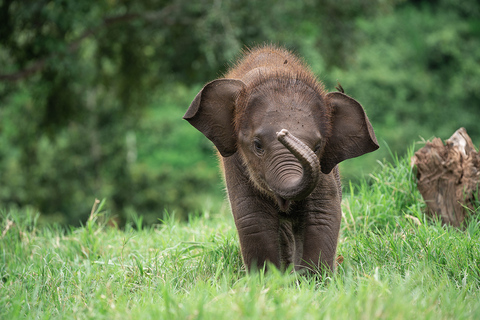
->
[184,45,378,273]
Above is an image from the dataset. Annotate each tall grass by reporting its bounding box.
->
[1,149,479,319]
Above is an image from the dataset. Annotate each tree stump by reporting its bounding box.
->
[412,128,480,227]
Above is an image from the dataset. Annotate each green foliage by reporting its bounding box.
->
[2,0,303,224]
[125,84,227,225]
[329,1,480,178]
[1,0,480,225]
[1,152,480,319]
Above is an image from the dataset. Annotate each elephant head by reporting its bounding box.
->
[184,77,378,212]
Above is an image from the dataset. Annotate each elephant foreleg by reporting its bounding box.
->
[299,211,341,272]
[234,208,280,271]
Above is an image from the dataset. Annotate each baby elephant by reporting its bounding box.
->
[184,45,378,273]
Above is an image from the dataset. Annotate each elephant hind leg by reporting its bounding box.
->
[279,220,295,269]
[279,219,305,271]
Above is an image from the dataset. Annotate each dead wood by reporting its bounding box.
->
[412,128,480,227]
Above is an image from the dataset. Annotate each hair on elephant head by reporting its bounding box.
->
[184,45,378,273]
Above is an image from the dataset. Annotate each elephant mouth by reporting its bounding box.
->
[275,194,292,213]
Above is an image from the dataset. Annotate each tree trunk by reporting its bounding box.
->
[412,128,480,227]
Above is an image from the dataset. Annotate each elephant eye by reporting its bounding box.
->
[253,138,265,156]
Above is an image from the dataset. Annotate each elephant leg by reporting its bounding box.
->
[279,219,295,269]
[233,205,280,271]
[294,173,342,273]
[279,217,308,271]
[223,156,281,271]
[298,209,341,272]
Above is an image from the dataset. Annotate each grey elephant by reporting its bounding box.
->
[184,45,378,273]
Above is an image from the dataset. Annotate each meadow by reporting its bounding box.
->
[2,2,480,318]
[2,150,479,319]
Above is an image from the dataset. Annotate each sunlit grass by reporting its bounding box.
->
[1,149,479,319]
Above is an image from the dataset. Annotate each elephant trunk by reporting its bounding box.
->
[266,129,320,211]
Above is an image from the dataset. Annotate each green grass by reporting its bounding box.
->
[1,150,480,319]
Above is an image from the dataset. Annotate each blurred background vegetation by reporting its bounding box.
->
[1,0,479,226]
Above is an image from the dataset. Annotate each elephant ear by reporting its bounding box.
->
[321,92,379,174]
[183,79,245,157]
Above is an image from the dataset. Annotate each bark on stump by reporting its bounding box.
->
[413,128,480,227]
